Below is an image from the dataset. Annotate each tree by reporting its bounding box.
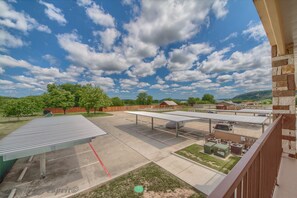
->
[45,88,75,114]
[111,97,124,106]
[202,94,215,104]
[187,97,196,106]
[2,98,41,119]
[59,83,82,107]
[136,92,153,105]
[79,85,111,114]
[123,99,136,105]
[136,92,148,105]
[147,95,153,105]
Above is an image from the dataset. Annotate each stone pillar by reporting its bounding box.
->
[272,44,296,158]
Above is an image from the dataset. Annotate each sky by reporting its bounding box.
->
[0,0,271,99]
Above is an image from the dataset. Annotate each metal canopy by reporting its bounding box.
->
[0,115,106,161]
[204,109,272,114]
[165,111,268,134]
[165,111,267,124]
[126,111,199,122]
[126,111,199,137]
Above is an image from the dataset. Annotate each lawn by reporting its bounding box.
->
[0,116,33,139]
[176,144,241,174]
[74,163,205,198]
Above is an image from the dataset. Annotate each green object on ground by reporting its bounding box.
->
[176,144,241,174]
[134,185,144,193]
[204,142,216,154]
[213,143,230,158]
[0,156,16,182]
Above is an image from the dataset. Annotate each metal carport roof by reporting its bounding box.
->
[0,115,106,177]
[165,111,268,133]
[126,111,199,137]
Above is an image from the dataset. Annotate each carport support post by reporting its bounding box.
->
[151,117,154,130]
[176,122,179,137]
[209,119,211,133]
[40,153,46,178]
[262,124,265,134]
[136,115,138,125]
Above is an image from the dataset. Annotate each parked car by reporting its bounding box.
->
[212,122,234,133]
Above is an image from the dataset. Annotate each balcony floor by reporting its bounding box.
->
[273,154,297,198]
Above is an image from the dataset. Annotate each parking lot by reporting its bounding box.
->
[0,111,265,197]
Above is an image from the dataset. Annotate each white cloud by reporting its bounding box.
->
[0,1,51,33]
[191,79,220,89]
[127,51,166,77]
[0,79,14,86]
[39,0,67,25]
[156,76,165,84]
[167,43,213,71]
[77,0,92,6]
[0,55,32,69]
[137,89,146,93]
[93,28,120,50]
[200,42,271,73]
[242,21,266,41]
[78,0,115,27]
[89,76,115,91]
[0,29,24,50]
[121,0,228,63]
[57,33,129,72]
[232,68,271,91]
[165,70,210,82]
[0,55,80,85]
[138,82,150,88]
[119,78,149,90]
[211,0,228,18]
[0,67,4,74]
[124,0,227,47]
[42,54,59,66]
[220,32,237,42]
[150,84,169,90]
[216,74,233,83]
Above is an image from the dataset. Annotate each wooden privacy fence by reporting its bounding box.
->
[208,116,283,198]
[45,105,182,113]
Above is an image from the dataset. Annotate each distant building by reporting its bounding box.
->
[216,101,241,110]
[160,100,178,107]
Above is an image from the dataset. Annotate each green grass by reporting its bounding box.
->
[0,116,33,139]
[176,144,241,174]
[74,163,205,198]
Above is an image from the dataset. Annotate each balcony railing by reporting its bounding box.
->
[208,116,282,198]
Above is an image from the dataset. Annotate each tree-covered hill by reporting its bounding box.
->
[232,90,272,101]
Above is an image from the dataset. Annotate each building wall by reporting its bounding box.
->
[272,44,296,158]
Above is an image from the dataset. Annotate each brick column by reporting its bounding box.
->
[272,44,296,158]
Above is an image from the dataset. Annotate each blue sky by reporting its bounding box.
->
[0,0,271,99]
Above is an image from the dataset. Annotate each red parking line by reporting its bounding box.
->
[88,143,111,178]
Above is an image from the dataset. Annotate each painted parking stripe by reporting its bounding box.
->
[88,143,111,178]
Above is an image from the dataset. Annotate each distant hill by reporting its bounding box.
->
[232,90,272,101]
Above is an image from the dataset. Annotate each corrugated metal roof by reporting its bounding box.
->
[165,111,267,124]
[205,109,272,114]
[0,115,106,161]
[126,111,199,122]
[161,101,178,106]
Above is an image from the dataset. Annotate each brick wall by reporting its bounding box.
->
[272,44,296,158]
